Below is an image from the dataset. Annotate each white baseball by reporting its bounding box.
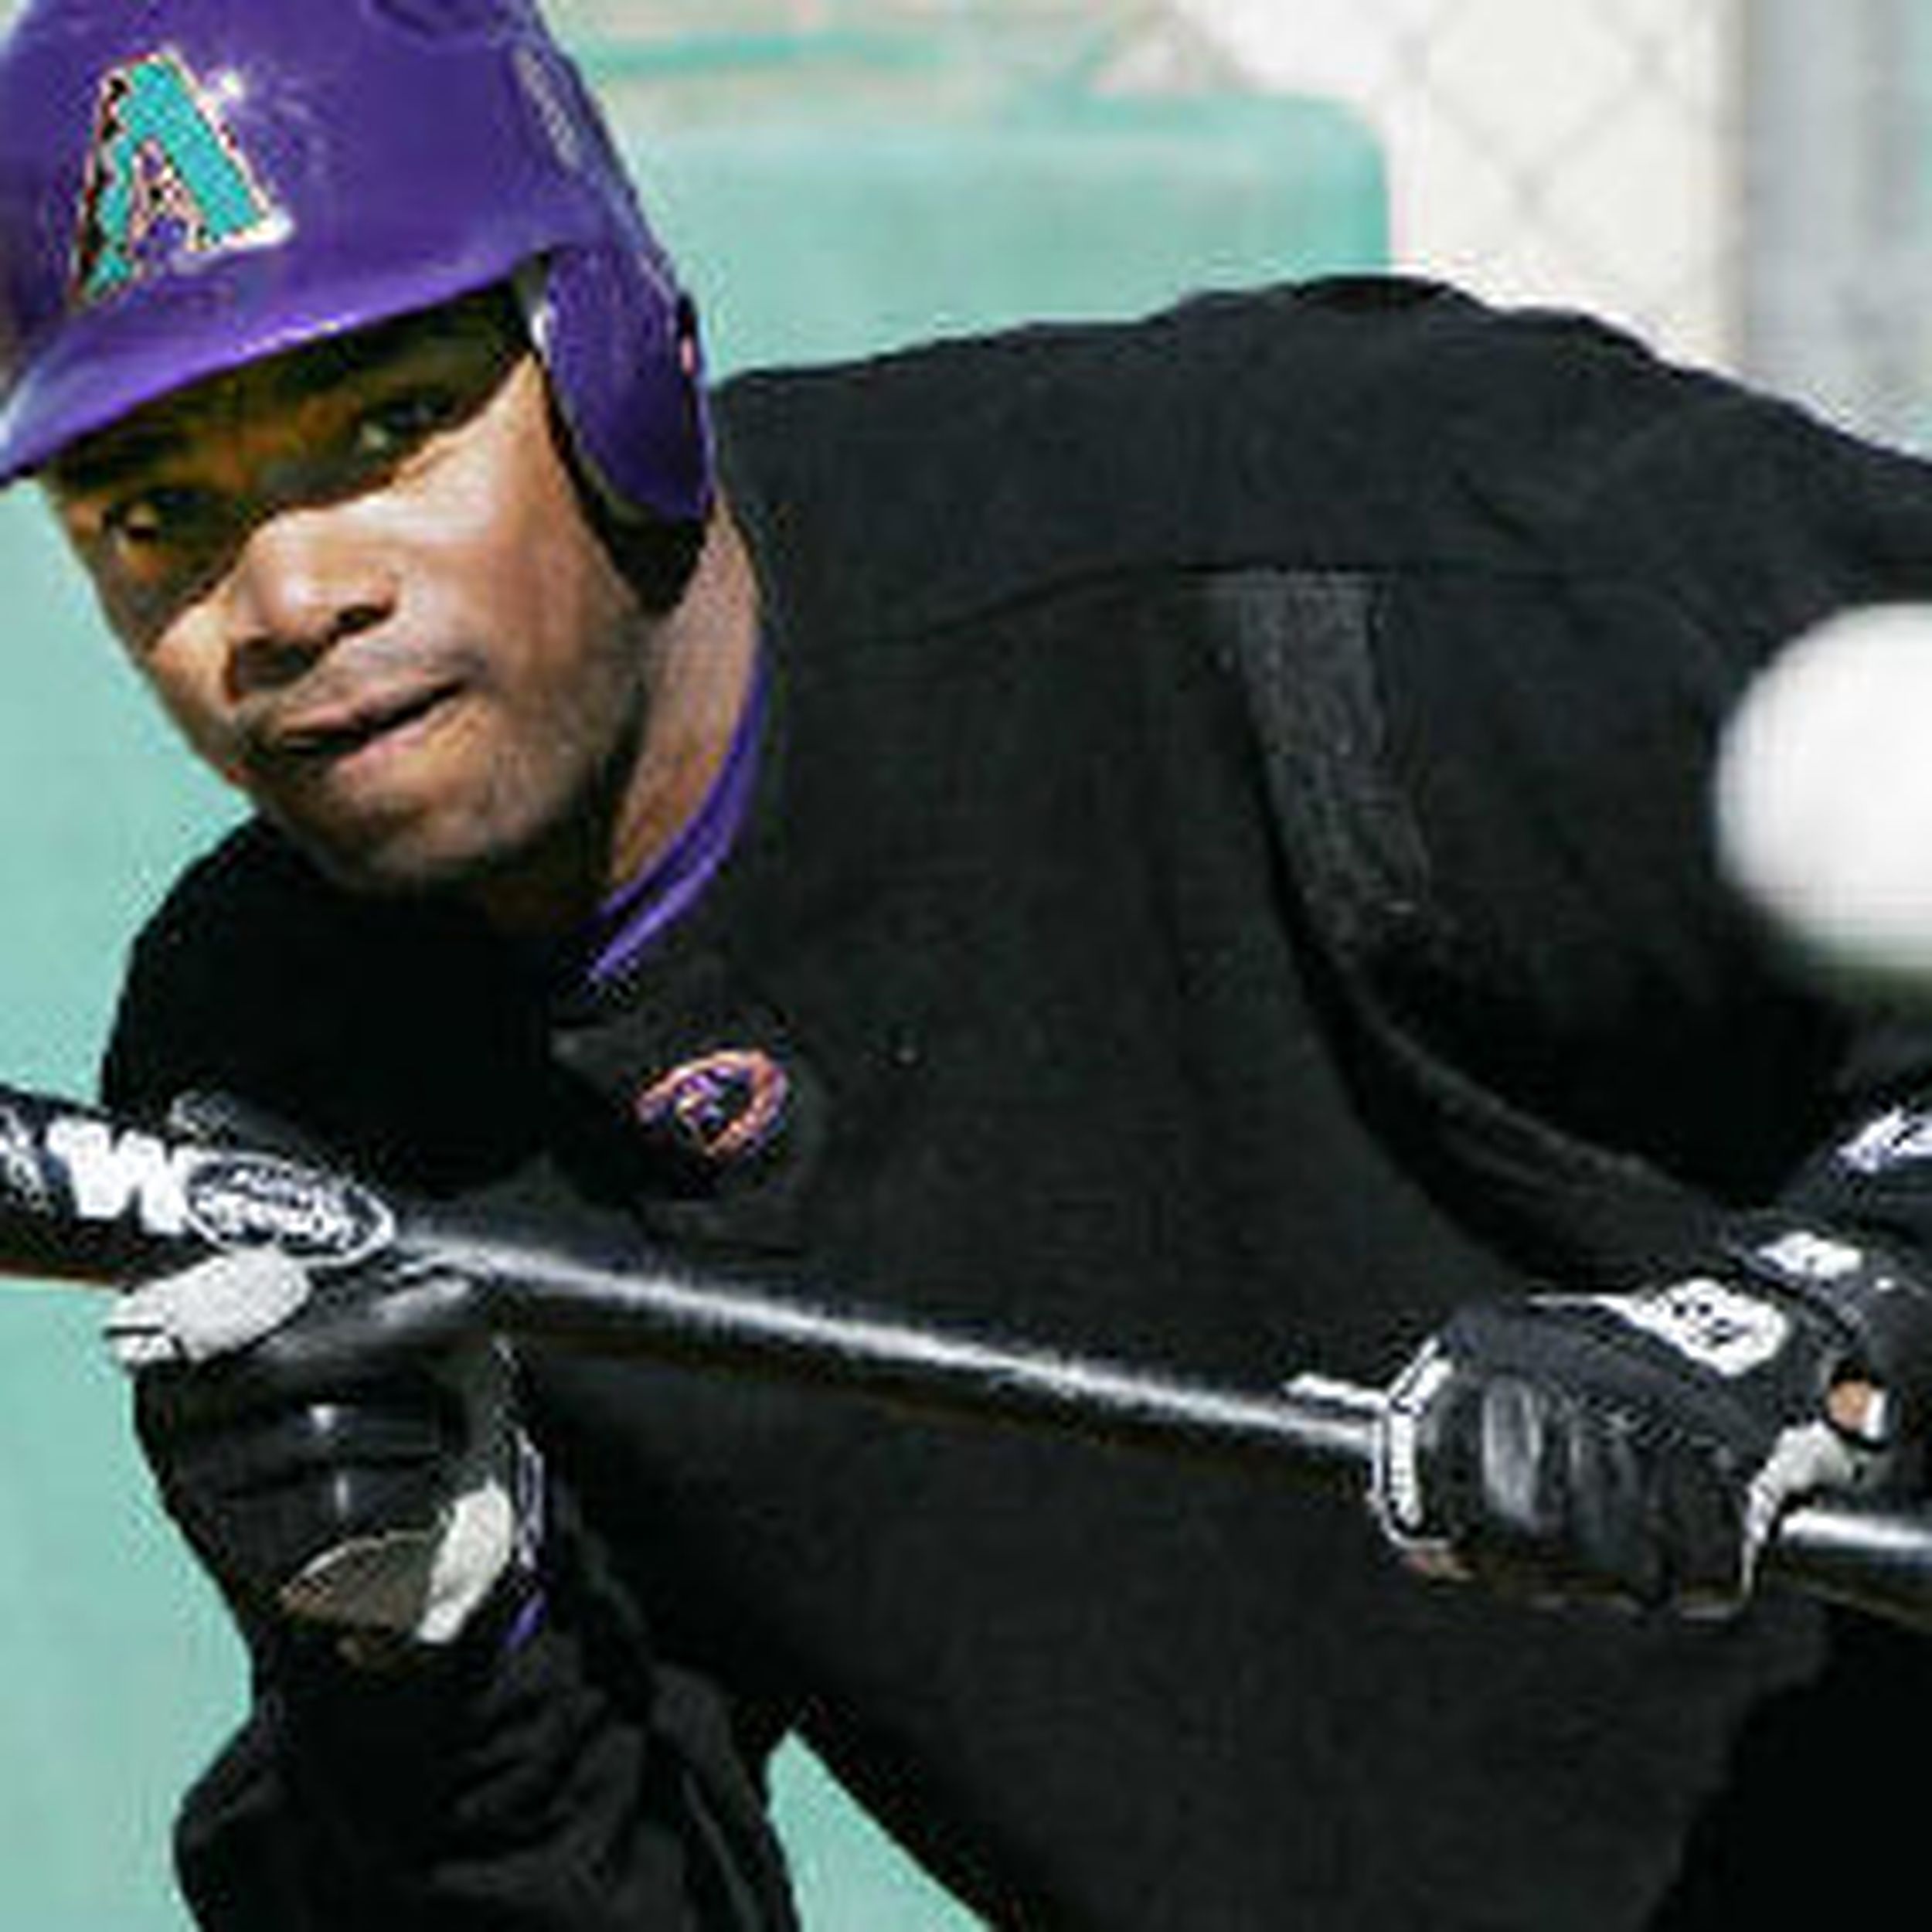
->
[1713,603,1932,992]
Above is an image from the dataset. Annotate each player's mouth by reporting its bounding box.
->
[253,678,466,775]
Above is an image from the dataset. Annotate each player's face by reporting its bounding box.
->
[46,296,661,914]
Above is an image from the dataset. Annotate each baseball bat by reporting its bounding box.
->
[1,1078,1929,1631]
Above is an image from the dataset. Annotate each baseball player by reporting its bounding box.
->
[8,1,1932,1925]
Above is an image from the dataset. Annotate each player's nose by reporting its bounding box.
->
[221,502,397,692]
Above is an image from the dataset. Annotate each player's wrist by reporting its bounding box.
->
[1726,1220,1932,1444]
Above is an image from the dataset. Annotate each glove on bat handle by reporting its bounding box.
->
[0,1080,1929,1633]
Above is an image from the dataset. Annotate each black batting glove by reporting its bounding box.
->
[109,1248,542,1664]
[133,1305,463,1623]
[1372,1231,1928,1615]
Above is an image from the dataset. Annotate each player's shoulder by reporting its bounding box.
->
[711,274,1809,641]
[719,270,1676,444]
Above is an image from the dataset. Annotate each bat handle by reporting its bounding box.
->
[1765,1498,1932,1632]
[1281,1375,1932,1634]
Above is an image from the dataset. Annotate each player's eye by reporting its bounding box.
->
[351,388,460,464]
[100,484,226,553]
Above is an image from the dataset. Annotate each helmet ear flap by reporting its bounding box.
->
[516,258,709,611]
[524,246,713,533]
[505,31,712,532]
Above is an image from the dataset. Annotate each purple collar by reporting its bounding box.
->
[573,651,766,994]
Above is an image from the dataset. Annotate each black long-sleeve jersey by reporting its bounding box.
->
[104,278,1932,1928]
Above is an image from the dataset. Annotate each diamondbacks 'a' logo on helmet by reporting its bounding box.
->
[71,48,289,308]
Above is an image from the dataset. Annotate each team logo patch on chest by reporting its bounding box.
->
[632,1048,791,1169]
[71,46,290,308]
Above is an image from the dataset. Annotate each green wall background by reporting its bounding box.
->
[0,22,1383,1925]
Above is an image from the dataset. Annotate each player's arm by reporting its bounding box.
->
[169,1464,795,1932]
[1285,333,1932,1615]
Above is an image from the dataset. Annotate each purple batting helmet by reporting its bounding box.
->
[0,0,712,525]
